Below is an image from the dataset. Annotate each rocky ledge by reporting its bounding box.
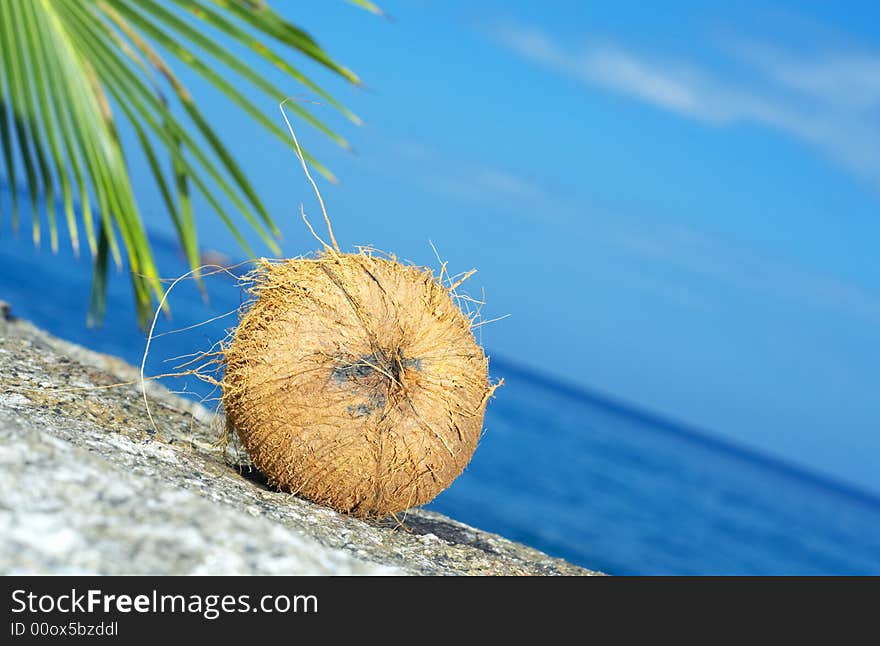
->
[0,305,596,575]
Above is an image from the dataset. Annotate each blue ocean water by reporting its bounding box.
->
[1,217,879,575]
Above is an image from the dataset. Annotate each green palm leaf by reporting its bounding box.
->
[0,0,377,325]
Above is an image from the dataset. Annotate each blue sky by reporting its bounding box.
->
[15,2,880,492]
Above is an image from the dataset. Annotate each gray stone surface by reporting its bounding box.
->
[0,309,596,575]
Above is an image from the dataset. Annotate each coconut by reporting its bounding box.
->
[221,250,497,517]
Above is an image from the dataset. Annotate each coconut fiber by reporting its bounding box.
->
[222,251,498,517]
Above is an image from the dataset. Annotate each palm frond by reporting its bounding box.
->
[346,0,387,18]
[0,0,376,325]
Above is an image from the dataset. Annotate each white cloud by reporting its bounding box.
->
[471,167,544,202]
[495,26,705,117]
[380,135,561,220]
[736,43,880,112]
[612,222,880,322]
[582,48,704,116]
[493,23,880,190]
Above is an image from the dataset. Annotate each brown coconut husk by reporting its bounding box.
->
[221,250,498,517]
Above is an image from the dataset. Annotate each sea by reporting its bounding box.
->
[1,214,879,575]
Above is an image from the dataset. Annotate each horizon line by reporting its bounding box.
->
[488,354,880,512]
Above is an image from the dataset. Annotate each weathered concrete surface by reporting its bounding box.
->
[0,308,596,575]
